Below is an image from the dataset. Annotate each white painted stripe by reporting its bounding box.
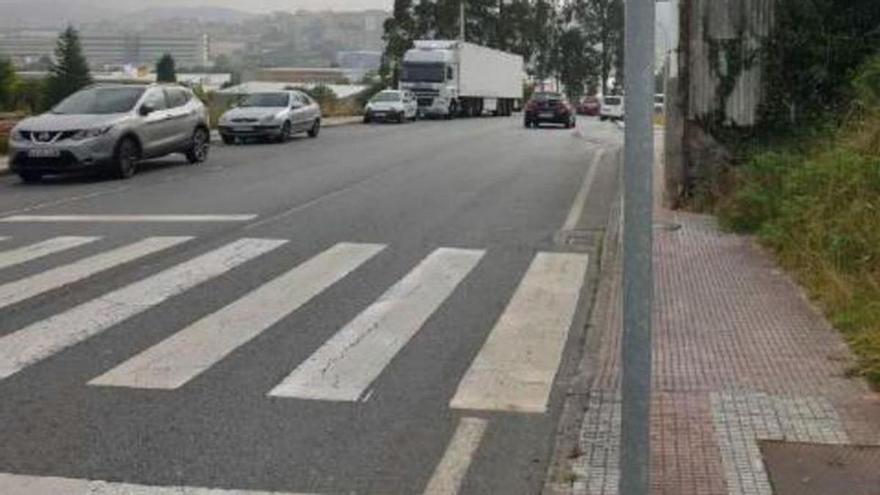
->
[0,237,193,311]
[423,418,488,495]
[0,236,99,270]
[0,472,317,494]
[562,150,605,231]
[450,252,590,413]
[0,215,257,223]
[269,248,484,401]
[90,243,385,390]
[0,238,285,380]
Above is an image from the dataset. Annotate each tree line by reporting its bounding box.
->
[0,26,180,114]
[381,0,624,100]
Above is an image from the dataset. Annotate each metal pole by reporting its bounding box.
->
[620,0,654,493]
[460,1,466,41]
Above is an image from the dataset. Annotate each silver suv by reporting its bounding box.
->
[9,84,210,182]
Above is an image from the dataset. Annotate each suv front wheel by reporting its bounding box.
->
[186,127,210,164]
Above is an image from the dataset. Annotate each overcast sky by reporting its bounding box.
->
[162,0,393,11]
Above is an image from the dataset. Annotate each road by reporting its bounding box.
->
[0,116,621,495]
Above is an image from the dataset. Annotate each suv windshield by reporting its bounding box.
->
[372,92,402,102]
[52,87,146,115]
[239,93,290,108]
[401,63,445,83]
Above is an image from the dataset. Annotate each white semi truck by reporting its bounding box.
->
[400,40,524,118]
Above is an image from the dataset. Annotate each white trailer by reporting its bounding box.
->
[400,40,524,118]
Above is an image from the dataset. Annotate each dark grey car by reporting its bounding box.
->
[8,84,211,182]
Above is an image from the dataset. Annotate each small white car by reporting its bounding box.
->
[363,90,418,123]
[218,91,322,144]
[600,95,625,121]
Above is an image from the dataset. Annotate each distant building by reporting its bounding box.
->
[336,51,382,82]
[0,30,209,69]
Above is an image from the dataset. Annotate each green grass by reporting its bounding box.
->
[718,133,880,387]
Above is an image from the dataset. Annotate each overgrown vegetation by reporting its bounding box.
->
[718,55,880,387]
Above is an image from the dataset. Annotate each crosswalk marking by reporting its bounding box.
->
[0,238,286,381]
[423,418,488,495]
[269,248,484,401]
[90,243,386,390]
[0,236,99,271]
[450,252,590,413]
[0,473,318,494]
[0,237,193,311]
[0,214,258,223]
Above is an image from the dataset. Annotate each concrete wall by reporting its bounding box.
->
[685,0,773,127]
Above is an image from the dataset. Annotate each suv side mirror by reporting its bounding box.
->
[139,104,155,116]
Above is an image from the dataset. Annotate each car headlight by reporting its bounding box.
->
[261,113,283,124]
[70,126,113,141]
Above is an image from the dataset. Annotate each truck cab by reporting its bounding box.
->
[400,41,459,118]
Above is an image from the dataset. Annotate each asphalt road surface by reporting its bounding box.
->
[0,116,622,495]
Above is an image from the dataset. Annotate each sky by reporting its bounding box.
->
[158,0,393,11]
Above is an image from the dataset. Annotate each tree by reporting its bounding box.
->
[572,0,623,94]
[381,0,416,85]
[557,26,597,101]
[0,57,16,111]
[156,53,177,83]
[44,26,92,107]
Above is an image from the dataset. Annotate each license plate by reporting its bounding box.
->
[373,112,386,117]
[234,126,254,132]
[28,148,60,158]
[539,112,554,119]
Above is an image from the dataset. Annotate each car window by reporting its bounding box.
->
[604,97,622,105]
[164,88,188,108]
[51,87,146,115]
[141,89,168,111]
[240,93,290,108]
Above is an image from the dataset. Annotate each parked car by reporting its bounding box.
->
[363,90,418,123]
[600,95,625,121]
[524,92,577,128]
[9,84,210,182]
[218,91,321,144]
[654,93,666,114]
[577,95,601,116]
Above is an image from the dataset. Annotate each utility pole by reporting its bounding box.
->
[459,0,466,41]
[620,0,654,495]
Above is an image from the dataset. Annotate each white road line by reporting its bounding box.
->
[0,236,99,271]
[90,243,385,390]
[423,418,489,495]
[0,237,193,311]
[0,215,258,223]
[450,252,590,413]
[562,149,605,231]
[0,472,318,494]
[0,238,286,381]
[269,248,484,401]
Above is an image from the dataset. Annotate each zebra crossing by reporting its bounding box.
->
[0,235,590,414]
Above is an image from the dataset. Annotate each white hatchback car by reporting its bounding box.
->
[363,90,418,123]
[600,95,625,121]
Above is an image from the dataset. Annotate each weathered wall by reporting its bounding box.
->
[687,0,773,126]
[664,0,774,206]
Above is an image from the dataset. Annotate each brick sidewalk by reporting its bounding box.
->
[565,155,880,494]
